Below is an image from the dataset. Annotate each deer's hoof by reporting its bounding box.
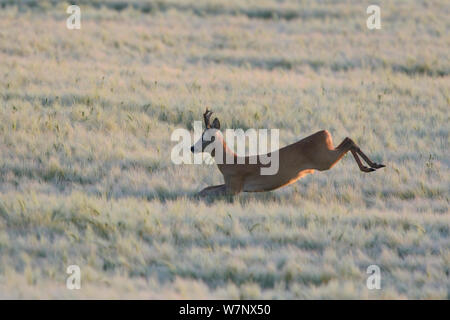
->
[371,163,386,169]
[362,167,376,173]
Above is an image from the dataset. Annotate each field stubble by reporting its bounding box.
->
[0,0,448,298]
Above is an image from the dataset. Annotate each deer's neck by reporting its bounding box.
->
[212,134,237,167]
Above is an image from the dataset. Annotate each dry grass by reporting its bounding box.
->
[0,0,448,299]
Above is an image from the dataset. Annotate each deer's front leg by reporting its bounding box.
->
[225,176,244,196]
[197,177,244,197]
[197,184,226,197]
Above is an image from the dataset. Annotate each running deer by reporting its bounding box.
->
[191,108,385,197]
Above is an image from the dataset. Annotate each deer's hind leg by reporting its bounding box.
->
[334,137,385,172]
[312,133,385,173]
[351,143,385,169]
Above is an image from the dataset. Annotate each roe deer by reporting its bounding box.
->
[191,108,385,197]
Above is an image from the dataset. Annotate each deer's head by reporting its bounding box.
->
[191,108,221,153]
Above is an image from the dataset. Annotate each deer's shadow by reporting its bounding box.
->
[136,188,290,205]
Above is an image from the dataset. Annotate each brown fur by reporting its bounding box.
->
[194,111,385,197]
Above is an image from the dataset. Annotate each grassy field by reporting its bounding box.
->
[0,0,449,299]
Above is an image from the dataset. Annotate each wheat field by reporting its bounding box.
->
[0,0,449,299]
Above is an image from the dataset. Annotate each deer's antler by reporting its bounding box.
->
[203,108,213,128]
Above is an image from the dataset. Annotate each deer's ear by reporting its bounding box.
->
[212,118,220,129]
